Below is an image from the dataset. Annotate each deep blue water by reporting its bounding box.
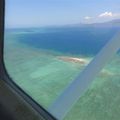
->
[16,26,120,55]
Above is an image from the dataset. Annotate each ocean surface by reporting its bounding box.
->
[4,26,120,120]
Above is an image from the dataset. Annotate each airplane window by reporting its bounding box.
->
[4,0,120,119]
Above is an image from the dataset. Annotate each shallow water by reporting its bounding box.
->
[4,27,120,120]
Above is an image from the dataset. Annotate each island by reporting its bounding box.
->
[58,56,88,65]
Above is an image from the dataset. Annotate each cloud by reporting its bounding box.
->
[99,12,113,18]
[84,16,92,20]
[83,12,120,24]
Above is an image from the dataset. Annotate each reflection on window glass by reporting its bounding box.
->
[4,0,120,119]
[64,54,120,120]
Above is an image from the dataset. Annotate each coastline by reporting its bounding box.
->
[58,56,89,65]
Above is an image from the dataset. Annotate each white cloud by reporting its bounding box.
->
[99,12,113,18]
[83,12,120,24]
[84,16,92,20]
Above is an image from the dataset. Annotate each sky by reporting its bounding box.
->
[5,0,120,28]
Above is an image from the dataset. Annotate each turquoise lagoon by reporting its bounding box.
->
[4,27,120,120]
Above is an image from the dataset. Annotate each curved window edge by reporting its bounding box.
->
[0,0,57,120]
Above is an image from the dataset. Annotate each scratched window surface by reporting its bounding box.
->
[4,0,120,119]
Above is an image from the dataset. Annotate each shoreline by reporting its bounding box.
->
[58,56,89,65]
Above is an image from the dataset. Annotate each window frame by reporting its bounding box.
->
[1,0,120,120]
[0,0,56,120]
